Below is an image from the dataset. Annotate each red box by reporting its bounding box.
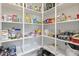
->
[70,34,79,44]
[77,14,79,19]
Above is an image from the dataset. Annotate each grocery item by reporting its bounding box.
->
[43,19,47,24]
[24,28,42,37]
[27,4,41,12]
[46,3,53,10]
[7,15,12,22]
[32,15,41,23]
[70,34,79,44]
[43,18,55,24]
[44,29,49,35]
[47,18,52,23]
[24,14,41,24]
[8,27,22,39]
[35,28,42,35]
[1,13,22,22]
[48,18,55,24]
[27,5,41,12]
[2,15,7,21]
[32,17,37,23]
[33,6,41,12]
[15,28,22,38]
[44,29,54,37]
[33,5,41,12]
[36,20,42,24]
[11,27,16,39]
[2,16,4,21]
[0,45,16,56]
[24,14,31,23]
[61,13,67,21]
[12,14,17,22]
[57,31,76,40]
[9,45,16,56]
[0,46,4,56]
[0,30,8,40]
[77,14,79,19]
[33,6,38,11]
[67,16,71,20]
[16,16,21,22]
[48,32,54,37]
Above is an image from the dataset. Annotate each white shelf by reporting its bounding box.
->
[43,23,55,25]
[0,21,22,24]
[24,23,55,25]
[43,20,79,25]
[57,19,79,24]
[43,45,65,56]
[0,38,23,43]
[24,23,42,25]
[1,19,78,24]
[24,35,42,39]
[43,35,55,40]
[18,45,41,56]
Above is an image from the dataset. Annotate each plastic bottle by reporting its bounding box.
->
[61,13,67,21]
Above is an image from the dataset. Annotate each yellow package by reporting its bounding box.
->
[24,14,31,23]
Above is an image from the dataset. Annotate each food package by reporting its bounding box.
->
[70,34,79,44]
[24,14,31,23]
[0,30,8,40]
